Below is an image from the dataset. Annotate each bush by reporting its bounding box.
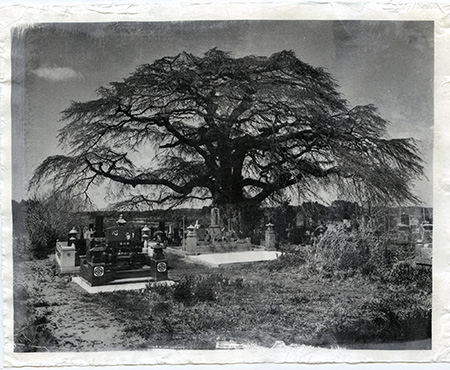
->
[311,222,390,278]
[388,260,432,291]
[361,290,431,341]
[26,193,85,259]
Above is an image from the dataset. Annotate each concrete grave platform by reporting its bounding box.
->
[187,250,281,267]
[72,276,175,293]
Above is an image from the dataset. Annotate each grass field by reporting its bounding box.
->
[13,243,431,352]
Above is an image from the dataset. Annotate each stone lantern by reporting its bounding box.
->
[117,214,127,226]
[187,224,196,233]
[142,225,150,254]
[68,227,78,247]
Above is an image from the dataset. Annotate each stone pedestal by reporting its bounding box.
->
[185,225,198,254]
[150,244,168,281]
[55,241,77,274]
[150,258,168,281]
[79,262,110,286]
[265,223,276,250]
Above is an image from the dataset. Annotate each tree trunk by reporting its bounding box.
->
[216,201,262,239]
[214,153,260,237]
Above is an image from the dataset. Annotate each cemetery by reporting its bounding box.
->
[54,207,282,292]
[13,200,433,351]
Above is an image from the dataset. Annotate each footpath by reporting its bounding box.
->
[14,258,145,351]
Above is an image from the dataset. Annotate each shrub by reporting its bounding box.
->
[312,224,365,274]
[310,222,391,278]
[388,260,432,291]
[26,193,85,259]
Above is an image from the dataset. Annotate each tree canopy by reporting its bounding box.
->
[31,48,423,229]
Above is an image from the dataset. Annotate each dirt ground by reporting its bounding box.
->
[14,258,147,351]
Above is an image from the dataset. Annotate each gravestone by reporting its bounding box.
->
[94,216,105,237]
[265,222,276,250]
[185,224,198,254]
[79,215,154,286]
[208,207,222,243]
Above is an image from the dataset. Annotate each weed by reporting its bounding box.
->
[266,251,307,271]
[14,308,57,352]
[388,260,432,291]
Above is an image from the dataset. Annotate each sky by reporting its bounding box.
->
[11,20,434,207]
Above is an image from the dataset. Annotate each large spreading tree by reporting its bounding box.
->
[31,48,423,234]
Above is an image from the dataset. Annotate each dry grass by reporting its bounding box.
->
[13,228,431,351]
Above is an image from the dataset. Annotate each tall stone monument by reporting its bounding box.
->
[265,222,276,250]
[208,207,222,243]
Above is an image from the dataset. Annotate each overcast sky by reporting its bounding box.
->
[12,20,434,207]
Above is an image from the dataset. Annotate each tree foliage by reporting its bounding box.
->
[31,48,423,230]
[26,193,83,258]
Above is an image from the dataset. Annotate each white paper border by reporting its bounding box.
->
[2,1,450,367]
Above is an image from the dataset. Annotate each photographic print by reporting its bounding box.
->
[2,2,448,367]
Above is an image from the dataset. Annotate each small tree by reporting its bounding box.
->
[26,193,83,258]
[31,49,423,235]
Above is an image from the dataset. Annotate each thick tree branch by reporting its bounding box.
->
[31,48,424,215]
[85,158,212,195]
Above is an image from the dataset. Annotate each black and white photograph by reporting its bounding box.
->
[3,3,443,366]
